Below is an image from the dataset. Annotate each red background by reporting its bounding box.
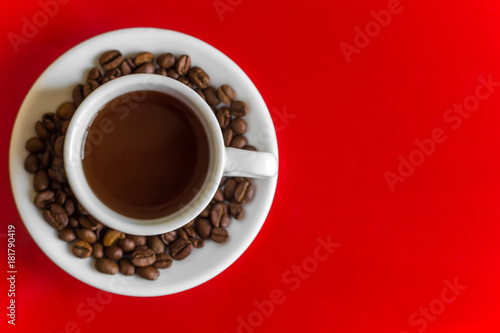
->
[2,0,500,332]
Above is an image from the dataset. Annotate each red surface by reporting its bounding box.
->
[2,0,500,332]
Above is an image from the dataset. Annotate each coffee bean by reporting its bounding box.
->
[222,128,233,147]
[160,231,177,245]
[211,227,229,243]
[89,243,102,259]
[61,120,70,135]
[213,188,224,202]
[195,88,205,100]
[183,226,197,238]
[216,107,231,128]
[224,179,238,200]
[55,190,66,206]
[34,191,55,208]
[53,136,65,157]
[56,102,76,121]
[155,67,167,76]
[200,205,211,218]
[147,236,166,254]
[95,258,119,275]
[234,181,255,203]
[58,228,76,242]
[117,238,135,253]
[102,230,124,247]
[203,86,220,106]
[100,50,123,70]
[72,84,84,107]
[243,145,257,151]
[176,55,191,76]
[230,100,248,117]
[69,217,79,228]
[41,150,52,169]
[169,239,193,260]
[128,235,146,247]
[167,68,180,79]
[217,84,236,104]
[78,215,101,231]
[230,201,243,219]
[64,198,75,216]
[83,80,99,97]
[195,218,212,240]
[177,228,189,240]
[234,177,247,183]
[136,266,159,280]
[48,163,66,183]
[104,245,123,261]
[220,176,228,186]
[157,53,176,69]
[26,137,46,153]
[231,117,247,135]
[188,66,210,89]
[73,240,92,258]
[211,202,231,228]
[178,76,189,85]
[77,202,89,215]
[24,154,40,173]
[154,253,173,269]
[134,52,154,66]
[49,180,62,191]
[43,204,68,230]
[104,68,122,81]
[35,121,50,140]
[87,66,104,82]
[131,248,156,267]
[119,259,135,276]
[120,58,136,75]
[76,229,97,244]
[134,62,155,74]
[230,135,248,149]
[42,113,57,132]
[192,238,204,248]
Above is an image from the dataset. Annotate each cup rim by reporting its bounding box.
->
[64,74,224,235]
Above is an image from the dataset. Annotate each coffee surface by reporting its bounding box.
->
[82,90,209,219]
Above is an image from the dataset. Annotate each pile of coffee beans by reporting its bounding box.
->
[24,50,256,280]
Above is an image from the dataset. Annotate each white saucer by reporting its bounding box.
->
[9,28,278,297]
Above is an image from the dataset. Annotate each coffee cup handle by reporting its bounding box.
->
[224,147,278,178]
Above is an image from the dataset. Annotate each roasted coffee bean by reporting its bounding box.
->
[230,201,244,219]
[183,226,197,238]
[188,66,210,89]
[136,266,159,280]
[203,86,220,106]
[192,238,204,248]
[131,248,156,267]
[217,84,236,104]
[128,235,146,247]
[134,62,155,74]
[178,76,189,85]
[213,188,224,202]
[77,202,89,215]
[72,84,84,107]
[54,136,64,157]
[78,215,101,231]
[184,219,195,228]
[222,128,233,147]
[134,52,154,66]
[195,88,205,100]
[56,102,76,120]
[220,176,228,186]
[211,227,229,243]
[234,177,248,183]
[119,259,135,275]
[26,137,46,153]
[231,117,247,135]
[24,154,40,173]
[95,258,119,275]
[48,163,66,183]
[230,135,248,149]
[216,107,231,128]
[177,228,189,240]
[224,179,238,200]
[42,113,57,131]
[120,58,136,75]
[195,218,212,240]
[34,191,55,208]
[68,217,79,229]
[83,80,99,98]
[169,239,193,260]
[234,181,255,203]
[102,230,124,247]
[49,180,62,191]
[76,229,97,244]
[104,245,123,261]
[100,50,123,70]
[73,240,92,258]
[49,133,58,151]
[43,204,68,230]
[154,253,173,269]
[167,68,180,79]
[147,236,165,254]
[211,202,231,227]
[55,190,66,206]
[176,55,191,76]
[156,53,176,69]
[117,238,135,253]
[35,121,50,140]
[243,145,257,151]
[200,205,211,218]
[104,68,122,81]
[160,231,177,245]
[64,198,75,216]
[61,120,70,135]
[87,66,104,82]
[41,150,52,169]
[230,100,248,117]
[92,243,104,259]
[58,228,76,242]
[155,67,167,76]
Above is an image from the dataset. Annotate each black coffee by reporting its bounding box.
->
[82,90,210,219]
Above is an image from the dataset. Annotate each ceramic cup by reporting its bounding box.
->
[64,74,278,235]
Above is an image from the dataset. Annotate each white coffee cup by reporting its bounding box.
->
[64,74,278,235]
